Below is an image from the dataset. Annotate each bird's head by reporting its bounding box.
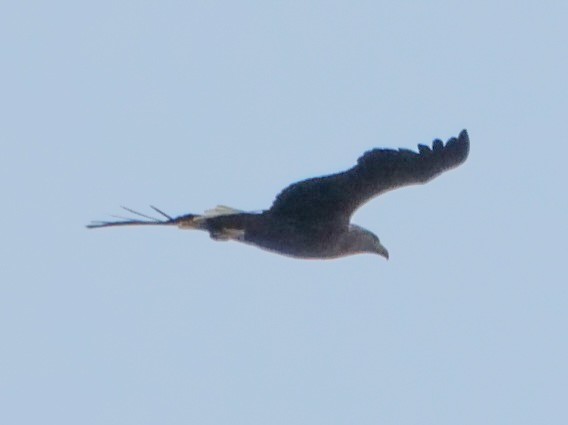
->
[347,224,389,260]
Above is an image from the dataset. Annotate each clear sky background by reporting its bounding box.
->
[2,1,567,424]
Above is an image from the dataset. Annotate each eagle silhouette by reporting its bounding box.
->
[88,130,469,259]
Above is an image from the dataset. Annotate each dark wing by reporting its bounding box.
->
[268,130,469,225]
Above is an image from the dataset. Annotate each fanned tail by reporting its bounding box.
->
[86,206,199,229]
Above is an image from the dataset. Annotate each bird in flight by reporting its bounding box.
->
[88,130,469,260]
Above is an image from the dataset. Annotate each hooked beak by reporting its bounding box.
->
[376,242,389,260]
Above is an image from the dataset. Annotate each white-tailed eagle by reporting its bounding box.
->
[88,130,470,260]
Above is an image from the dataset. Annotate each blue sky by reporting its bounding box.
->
[2,1,567,424]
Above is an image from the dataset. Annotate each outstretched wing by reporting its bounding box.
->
[268,130,469,225]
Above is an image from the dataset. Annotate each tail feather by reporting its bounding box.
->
[202,205,244,218]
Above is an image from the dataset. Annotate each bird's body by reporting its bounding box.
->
[197,212,378,259]
[88,130,470,259]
